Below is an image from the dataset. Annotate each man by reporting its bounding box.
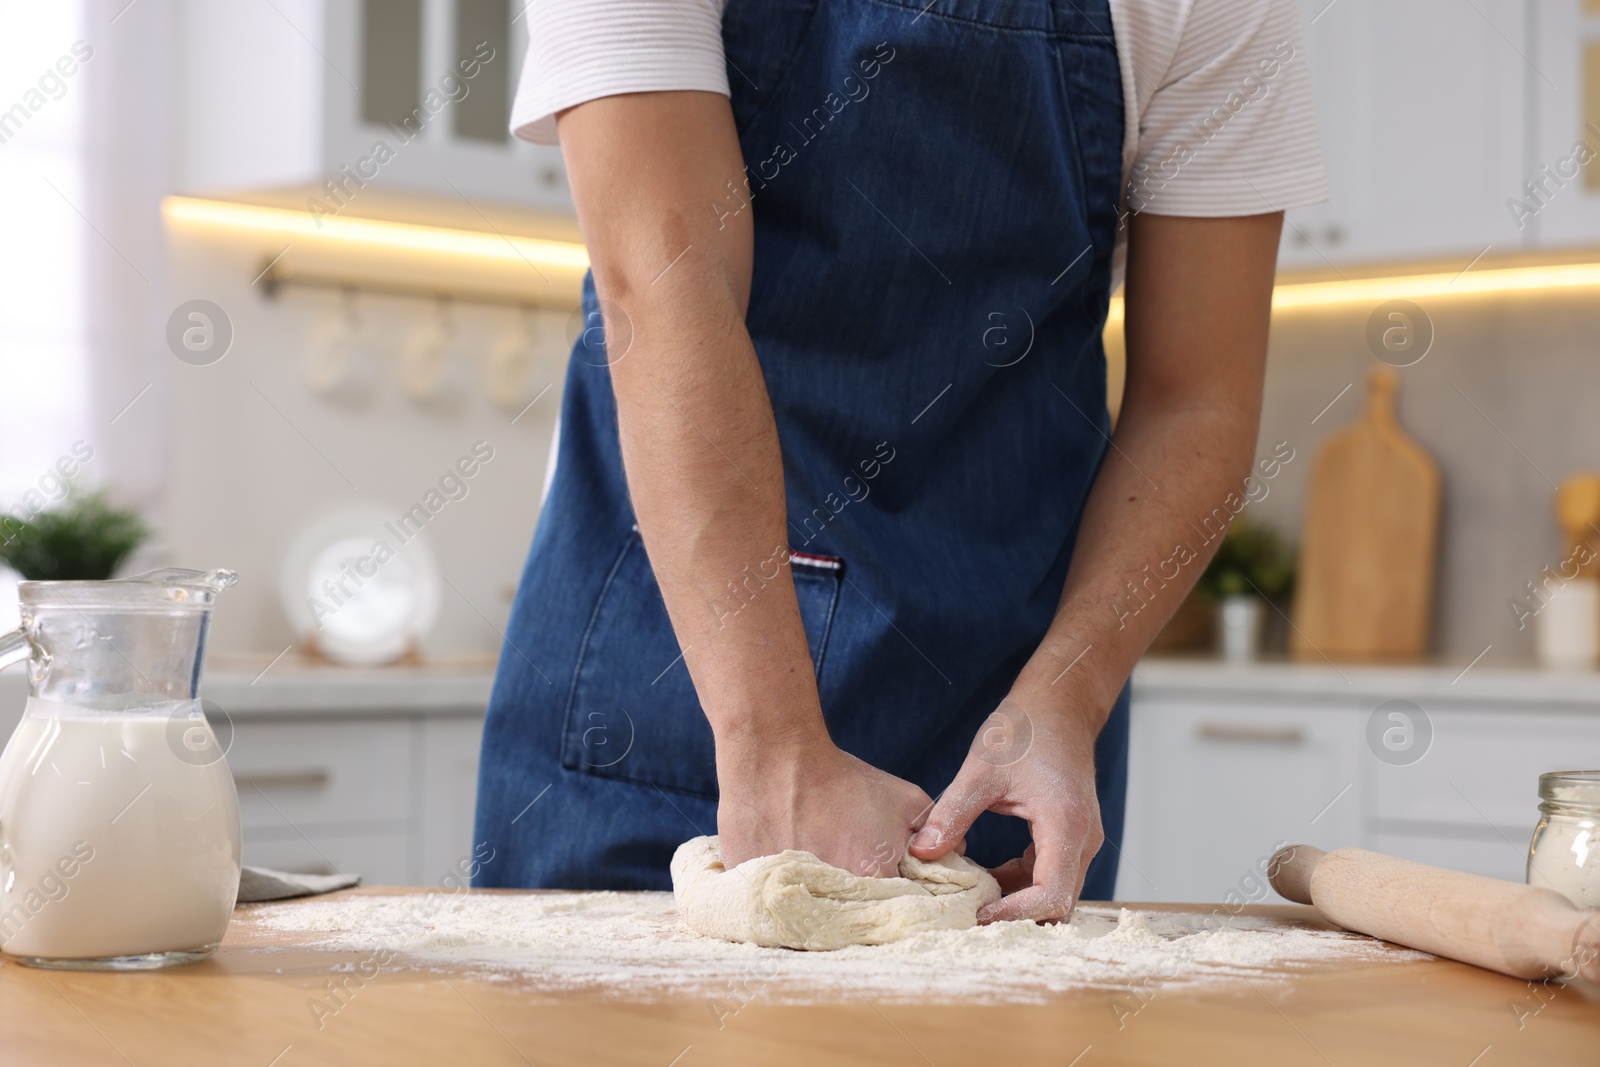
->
[475,0,1326,922]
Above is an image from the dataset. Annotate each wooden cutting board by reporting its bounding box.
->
[1292,367,1440,660]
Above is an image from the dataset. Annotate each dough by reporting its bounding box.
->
[669,835,1001,950]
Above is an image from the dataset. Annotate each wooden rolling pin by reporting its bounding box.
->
[1270,845,1600,983]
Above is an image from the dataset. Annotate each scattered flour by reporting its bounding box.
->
[244,892,1427,1003]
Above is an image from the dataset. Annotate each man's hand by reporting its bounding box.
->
[718,737,933,877]
[910,211,1283,924]
[908,699,1102,921]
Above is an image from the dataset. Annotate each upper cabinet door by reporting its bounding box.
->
[1525,0,1600,249]
[174,0,572,211]
[1280,0,1529,270]
[322,0,572,210]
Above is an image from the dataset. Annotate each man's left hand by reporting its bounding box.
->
[907,696,1104,923]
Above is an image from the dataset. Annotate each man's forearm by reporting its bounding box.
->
[1010,402,1262,728]
[1010,212,1283,731]
[610,287,828,753]
[557,93,830,758]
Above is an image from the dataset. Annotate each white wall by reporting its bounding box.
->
[174,0,324,195]
[162,222,568,658]
[1247,286,1599,662]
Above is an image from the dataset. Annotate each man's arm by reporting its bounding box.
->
[556,91,930,875]
[910,211,1283,920]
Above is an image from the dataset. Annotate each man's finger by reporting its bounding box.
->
[978,831,1081,923]
[908,763,999,860]
[908,797,967,856]
[1072,835,1101,904]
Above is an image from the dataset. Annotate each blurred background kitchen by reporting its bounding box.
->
[2,0,1597,901]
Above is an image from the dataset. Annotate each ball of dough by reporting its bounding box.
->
[669,835,1001,950]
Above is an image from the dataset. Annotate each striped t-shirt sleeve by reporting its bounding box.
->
[508,0,1329,219]
[509,0,730,145]
[1121,0,1329,216]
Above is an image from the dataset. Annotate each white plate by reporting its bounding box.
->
[279,504,440,666]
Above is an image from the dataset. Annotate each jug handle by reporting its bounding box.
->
[0,627,28,673]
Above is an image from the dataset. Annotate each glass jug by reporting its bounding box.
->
[0,568,241,969]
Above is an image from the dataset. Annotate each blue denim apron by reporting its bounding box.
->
[476,0,1130,897]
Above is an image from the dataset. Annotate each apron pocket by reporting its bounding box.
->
[559,532,843,798]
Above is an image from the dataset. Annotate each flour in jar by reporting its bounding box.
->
[1527,772,1600,910]
[0,698,240,960]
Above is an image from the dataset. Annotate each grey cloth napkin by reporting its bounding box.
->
[236,866,362,904]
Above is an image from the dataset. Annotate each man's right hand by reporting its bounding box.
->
[715,733,933,878]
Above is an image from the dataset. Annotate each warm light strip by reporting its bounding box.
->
[161,196,591,271]
[166,195,1600,313]
[1106,258,1600,324]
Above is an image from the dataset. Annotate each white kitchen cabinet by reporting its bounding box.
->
[1119,659,1600,902]
[0,664,492,889]
[417,717,487,883]
[209,678,490,885]
[1281,0,1530,269]
[203,664,493,887]
[230,719,414,832]
[1365,706,1600,883]
[243,829,415,886]
[1118,694,1365,902]
[1365,707,1594,829]
[1525,0,1600,248]
[176,0,570,211]
[1367,833,1523,882]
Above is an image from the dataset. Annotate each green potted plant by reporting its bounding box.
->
[0,491,150,580]
[1197,518,1295,661]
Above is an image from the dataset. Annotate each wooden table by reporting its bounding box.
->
[1,891,1595,1065]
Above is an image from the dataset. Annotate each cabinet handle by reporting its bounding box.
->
[234,769,331,791]
[1195,722,1306,744]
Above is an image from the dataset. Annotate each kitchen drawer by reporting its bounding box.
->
[242,829,413,886]
[417,718,484,886]
[1124,699,1365,903]
[229,720,412,832]
[1367,708,1600,829]
[1370,832,1531,884]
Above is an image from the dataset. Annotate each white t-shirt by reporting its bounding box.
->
[510,0,1329,220]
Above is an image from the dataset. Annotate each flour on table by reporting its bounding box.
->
[669,835,1001,950]
[245,892,1427,1004]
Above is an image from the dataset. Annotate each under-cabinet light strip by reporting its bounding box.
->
[161,196,591,271]
[164,197,1600,315]
[1107,258,1600,323]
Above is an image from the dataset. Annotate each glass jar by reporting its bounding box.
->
[1527,770,1600,909]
